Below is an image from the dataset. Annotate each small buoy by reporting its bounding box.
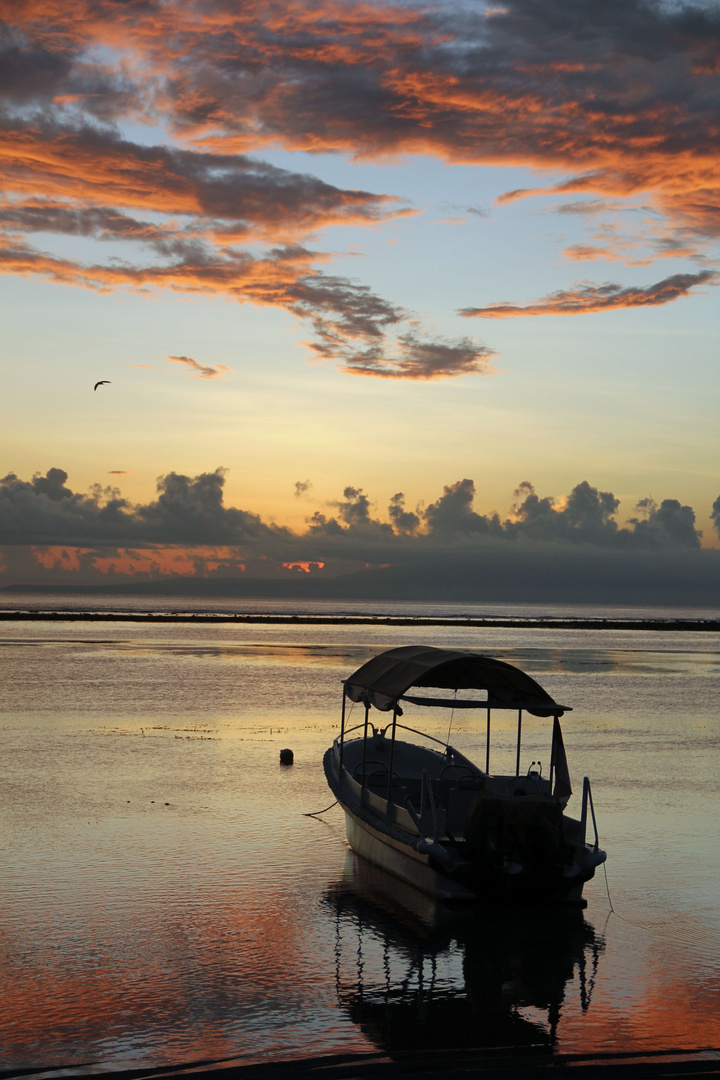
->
[279,748,294,765]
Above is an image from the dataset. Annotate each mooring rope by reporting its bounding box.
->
[303,800,338,818]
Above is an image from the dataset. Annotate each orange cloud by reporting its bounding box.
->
[0,228,488,378]
[4,0,718,227]
[1,0,718,367]
[0,128,399,239]
[460,271,717,318]
[166,355,232,380]
[282,561,325,572]
[27,545,252,579]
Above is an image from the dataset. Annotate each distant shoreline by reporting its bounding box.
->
[1,611,718,631]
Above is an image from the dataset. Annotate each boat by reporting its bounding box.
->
[323,645,606,907]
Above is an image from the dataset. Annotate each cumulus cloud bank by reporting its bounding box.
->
[0,468,286,547]
[1,0,718,377]
[3,468,718,602]
[1,466,714,554]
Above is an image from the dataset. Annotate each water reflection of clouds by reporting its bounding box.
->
[472,646,719,679]
[324,853,720,1058]
[37,636,717,679]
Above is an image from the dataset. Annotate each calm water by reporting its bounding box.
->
[2,600,719,1072]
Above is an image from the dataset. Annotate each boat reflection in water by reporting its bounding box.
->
[325,853,604,1056]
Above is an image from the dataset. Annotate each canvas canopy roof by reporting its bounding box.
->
[343,645,568,717]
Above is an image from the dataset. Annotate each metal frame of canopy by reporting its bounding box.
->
[337,645,573,797]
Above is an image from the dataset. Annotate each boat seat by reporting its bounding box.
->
[457,775,486,790]
[353,760,398,787]
[365,770,403,788]
[401,777,423,800]
[445,785,484,838]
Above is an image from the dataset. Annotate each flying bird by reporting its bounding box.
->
[93,380,111,390]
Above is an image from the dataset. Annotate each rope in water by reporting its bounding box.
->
[600,859,709,943]
[603,860,615,912]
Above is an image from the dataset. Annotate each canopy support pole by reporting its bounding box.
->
[515,708,523,776]
[361,702,370,786]
[339,690,347,769]
[387,706,399,803]
[549,720,556,790]
[485,707,491,773]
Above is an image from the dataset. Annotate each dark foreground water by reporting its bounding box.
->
[1,599,719,1073]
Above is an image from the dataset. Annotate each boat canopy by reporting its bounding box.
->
[343,645,568,717]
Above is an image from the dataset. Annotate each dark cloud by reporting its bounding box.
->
[628,497,702,549]
[136,469,278,544]
[307,486,394,538]
[310,546,719,608]
[30,466,74,501]
[121,0,720,192]
[554,201,625,217]
[294,479,312,498]
[335,487,373,528]
[0,41,74,104]
[289,269,495,379]
[557,481,619,536]
[0,200,204,257]
[504,481,704,549]
[388,493,420,536]
[2,467,710,554]
[339,332,496,380]
[0,467,287,546]
[0,38,140,120]
[0,469,131,546]
[712,495,720,540]
[459,271,718,318]
[4,1,719,196]
[297,476,707,556]
[424,479,503,537]
[510,480,556,535]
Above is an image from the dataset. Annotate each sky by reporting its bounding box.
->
[1,0,719,597]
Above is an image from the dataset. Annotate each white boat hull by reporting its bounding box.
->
[343,806,477,902]
[325,742,604,906]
